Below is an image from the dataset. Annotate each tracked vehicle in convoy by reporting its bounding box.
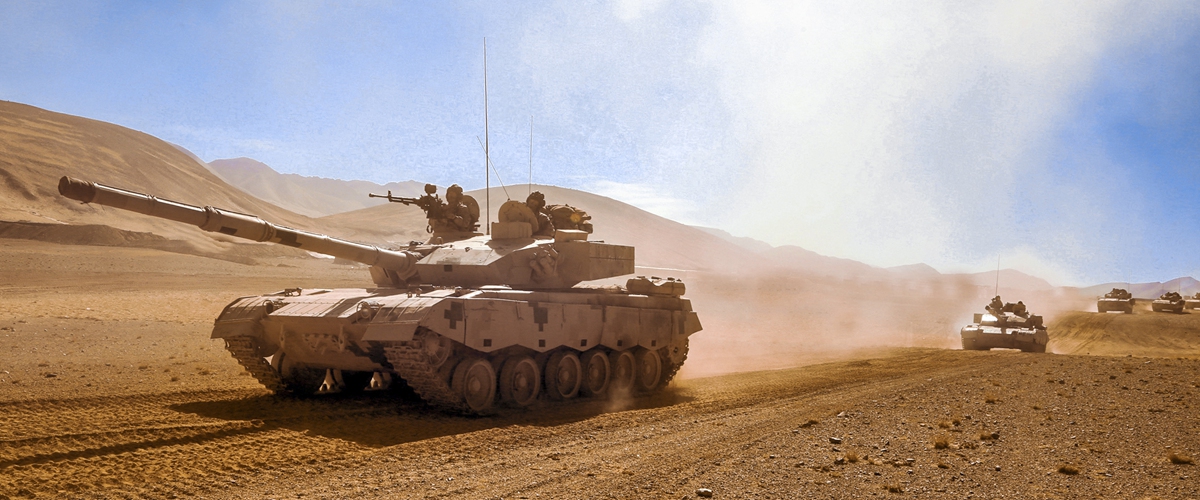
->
[1184,293,1200,311]
[960,296,1049,353]
[1151,292,1186,313]
[58,176,701,413]
[1097,288,1134,314]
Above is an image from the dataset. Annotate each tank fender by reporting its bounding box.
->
[361,296,445,342]
[211,296,269,340]
[682,311,702,336]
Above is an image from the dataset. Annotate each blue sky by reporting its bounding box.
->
[1,0,1198,286]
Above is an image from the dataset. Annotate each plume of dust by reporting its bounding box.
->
[675,268,1092,379]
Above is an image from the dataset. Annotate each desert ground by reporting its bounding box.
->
[2,237,1198,500]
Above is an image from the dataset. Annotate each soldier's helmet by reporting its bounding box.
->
[424,183,437,195]
[446,184,463,203]
[526,191,546,210]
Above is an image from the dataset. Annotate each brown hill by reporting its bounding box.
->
[208,157,426,218]
[0,101,345,254]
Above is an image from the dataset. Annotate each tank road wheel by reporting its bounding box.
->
[634,348,663,392]
[544,351,583,400]
[270,352,325,397]
[499,355,541,407]
[451,357,497,413]
[609,350,637,395]
[579,350,611,397]
[1025,343,1047,353]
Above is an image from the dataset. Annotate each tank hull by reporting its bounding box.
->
[1097,298,1134,313]
[212,287,700,413]
[1184,299,1200,310]
[1151,300,1185,313]
[959,325,1048,353]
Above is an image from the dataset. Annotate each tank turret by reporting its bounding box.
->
[57,175,697,414]
[60,176,635,289]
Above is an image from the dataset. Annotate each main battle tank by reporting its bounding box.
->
[1151,292,1185,313]
[1185,293,1200,311]
[58,176,701,414]
[1097,288,1134,314]
[960,297,1048,353]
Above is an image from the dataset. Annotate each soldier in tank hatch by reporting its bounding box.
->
[987,295,1004,315]
[526,191,555,237]
[444,184,477,232]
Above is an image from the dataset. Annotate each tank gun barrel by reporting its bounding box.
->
[58,176,421,278]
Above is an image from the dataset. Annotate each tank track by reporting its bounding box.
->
[660,340,689,387]
[223,337,285,393]
[383,345,467,412]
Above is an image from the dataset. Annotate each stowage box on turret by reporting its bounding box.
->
[960,296,1049,353]
[58,176,701,413]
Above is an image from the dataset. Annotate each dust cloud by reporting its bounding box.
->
[676,269,1092,379]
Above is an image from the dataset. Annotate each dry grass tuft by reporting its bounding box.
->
[883,483,903,493]
[979,431,998,441]
[984,393,998,404]
[937,462,950,469]
[1058,465,1080,475]
[961,440,978,450]
[1168,452,1194,465]
[933,435,951,450]
[937,419,952,429]
[952,418,962,426]
[845,451,860,463]
[799,419,819,428]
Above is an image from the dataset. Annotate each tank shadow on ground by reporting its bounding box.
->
[169,388,696,448]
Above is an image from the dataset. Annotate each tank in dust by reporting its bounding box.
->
[1184,293,1200,311]
[960,296,1049,353]
[58,176,701,414]
[1151,292,1186,313]
[1097,288,1134,314]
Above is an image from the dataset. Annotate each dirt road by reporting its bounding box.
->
[2,239,1198,499]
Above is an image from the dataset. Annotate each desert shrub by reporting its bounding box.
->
[933,435,951,449]
[1058,465,1080,475]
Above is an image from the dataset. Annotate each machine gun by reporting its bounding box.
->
[368,184,445,221]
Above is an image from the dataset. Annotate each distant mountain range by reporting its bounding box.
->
[1,100,1192,296]
[1078,277,1200,299]
[207,158,425,218]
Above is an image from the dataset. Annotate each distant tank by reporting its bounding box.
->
[58,176,701,414]
[1097,288,1134,314]
[1185,293,1200,311]
[960,296,1049,353]
[1151,292,1185,313]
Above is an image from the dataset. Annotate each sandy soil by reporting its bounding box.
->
[2,239,1198,499]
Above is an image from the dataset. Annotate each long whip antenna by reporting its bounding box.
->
[476,136,510,199]
[994,254,1001,297]
[484,37,490,235]
[532,115,537,194]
